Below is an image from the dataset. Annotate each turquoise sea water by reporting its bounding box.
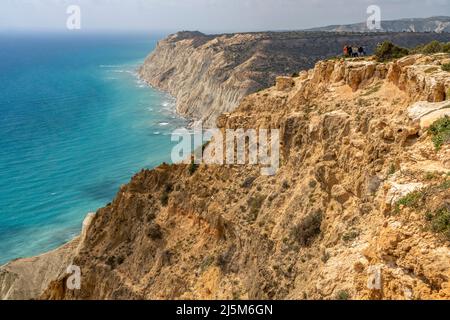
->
[0,33,186,265]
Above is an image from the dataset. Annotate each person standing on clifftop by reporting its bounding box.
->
[343,45,349,57]
[358,46,366,56]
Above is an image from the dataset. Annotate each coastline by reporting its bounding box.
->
[0,30,448,300]
[0,59,184,299]
[0,212,95,300]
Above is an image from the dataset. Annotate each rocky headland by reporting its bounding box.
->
[2,50,449,300]
[139,31,450,126]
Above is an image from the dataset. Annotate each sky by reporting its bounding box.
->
[1,0,450,33]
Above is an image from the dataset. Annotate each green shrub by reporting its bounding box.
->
[429,115,450,150]
[418,40,443,54]
[336,290,350,300]
[440,179,450,190]
[424,172,437,180]
[388,163,397,176]
[342,230,359,242]
[247,194,266,220]
[429,207,450,241]
[375,41,409,62]
[442,63,450,72]
[394,191,424,213]
[443,42,450,53]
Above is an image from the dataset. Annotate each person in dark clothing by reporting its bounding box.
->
[358,46,366,56]
[348,46,353,57]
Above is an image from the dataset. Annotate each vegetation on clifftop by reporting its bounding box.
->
[429,115,450,150]
[375,41,409,62]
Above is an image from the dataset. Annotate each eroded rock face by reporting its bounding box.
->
[37,54,450,300]
[0,239,79,300]
[0,213,95,300]
[139,31,450,127]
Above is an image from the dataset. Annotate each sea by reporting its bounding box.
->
[0,32,187,265]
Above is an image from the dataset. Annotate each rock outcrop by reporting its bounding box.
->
[0,213,95,300]
[139,31,450,126]
[0,239,78,300]
[36,53,450,300]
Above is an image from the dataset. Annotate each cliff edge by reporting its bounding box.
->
[37,53,450,300]
[139,31,450,126]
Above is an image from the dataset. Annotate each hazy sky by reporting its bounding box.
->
[1,0,450,33]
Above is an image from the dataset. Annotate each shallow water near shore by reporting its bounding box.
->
[0,32,186,265]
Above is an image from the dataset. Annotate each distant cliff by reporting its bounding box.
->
[307,16,450,33]
[139,30,450,126]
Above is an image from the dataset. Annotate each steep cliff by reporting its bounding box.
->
[139,31,450,126]
[39,53,450,300]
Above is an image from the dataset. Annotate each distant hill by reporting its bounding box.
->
[307,16,450,33]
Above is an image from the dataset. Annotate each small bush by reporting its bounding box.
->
[147,223,163,240]
[418,40,443,54]
[292,211,323,246]
[160,183,173,207]
[442,63,450,72]
[188,160,199,175]
[247,194,266,220]
[429,116,450,150]
[444,42,450,53]
[336,290,350,300]
[429,207,450,241]
[342,230,359,243]
[424,172,437,180]
[395,191,423,213]
[388,163,397,176]
[160,193,169,206]
[440,179,450,190]
[241,176,256,188]
[375,41,409,62]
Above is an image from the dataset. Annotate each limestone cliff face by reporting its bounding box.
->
[139,31,450,126]
[0,214,94,300]
[41,53,450,300]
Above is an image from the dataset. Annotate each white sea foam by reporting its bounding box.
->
[159,122,169,126]
[99,65,120,68]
